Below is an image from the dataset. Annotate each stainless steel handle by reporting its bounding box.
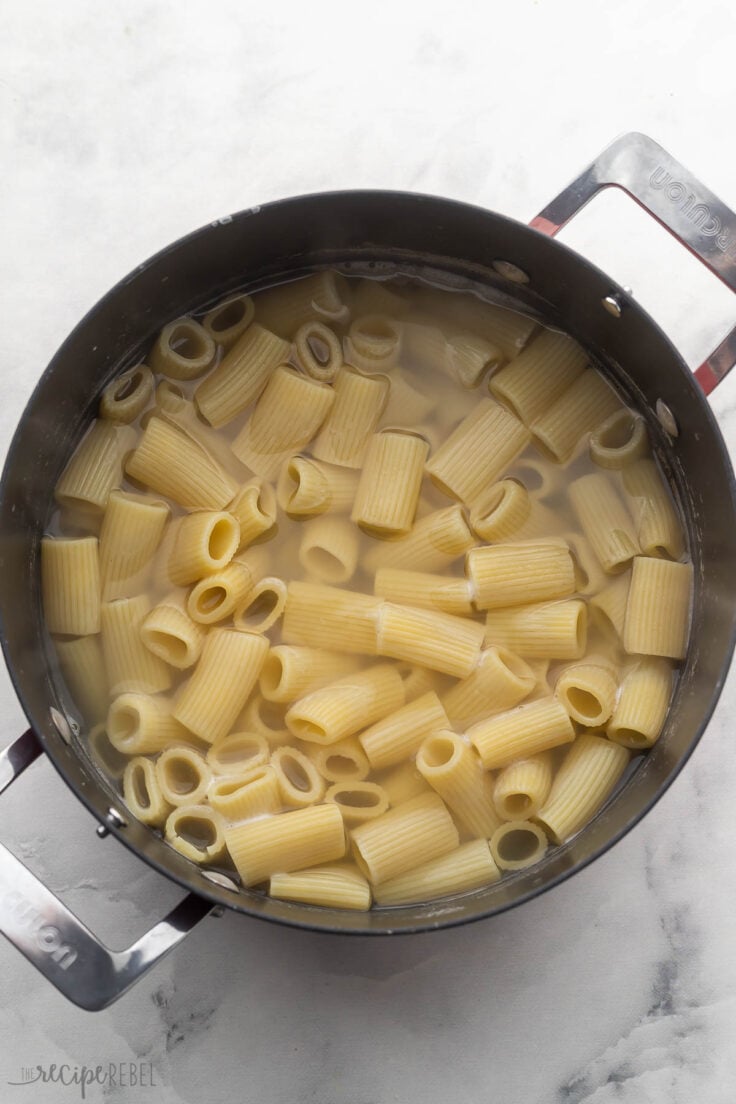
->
[531,131,736,395]
[0,731,213,1011]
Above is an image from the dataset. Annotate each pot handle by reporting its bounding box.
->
[0,729,214,1011]
[531,131,736,395]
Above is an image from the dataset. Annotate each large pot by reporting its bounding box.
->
[1,132,734,1010]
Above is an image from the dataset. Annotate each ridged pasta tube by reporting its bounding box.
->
[87,723,133,780]
[469,479,531,542]
[569,473,639,572]
[123,758,172,827]
[270,863,371,911]
[363,505,475,574]
[255,271,348,336]
[484,599,587,660]
[607,657,673,748]
[202,293,255,350]
[312,368,389,469]
[155,746,212,806]
[187,560,256,625]
[467,541,576,610]
[107,692,190,755]
[298,516,360,584]
[325,781,390,825]
[307,738,370,783]
[141,595,207,669]
[99,363,154,423]
[442,646,535,728]
[148,317,217,380]
[377,603,484,678]
[99,491,169,601]
[276,455,359,518]
[295,320,343,382]
[55,634,109,723]
[206,731,270,775]
[173,629,269,743]
[622,458,685,560]
[286,664,405,745]
[623,557,692,659]
[555,655,619,726]
[492,754,553,821]
[373,839,500,906]
[469,696,576,770]
[531,369,623,462]
[374,568,473,616]
[565,532,608,597]
[352,431,428,537]
[101,595,171,695]
[380,369,436,425]
[351,792,459,884]
[165,805,227,864]
[167,511,240,587]
[271,745,326,808]
[194,323,291,428]
[227,479,277,550]
[233,577,287,634]
[589,574,631,642]
[589,410,649,470]
[378,761,430,806]
[346,314,402,373]
[535,734,630,843]
[55,421,135,514]
[237,693,291,747]
[259,646,361,703]
[426,399,530,505]
[489,329,588,425]
[208,765,281,820]
[282,582,381,655]
[125,417,239,510]
[416,731,500,838]
[42,537,101,635]
[224,803,347,886]
[359,690,449,770]
[489,821,548,870]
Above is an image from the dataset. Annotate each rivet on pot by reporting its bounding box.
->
[96,807,127,839]
[50,707,72,744]
[602,293,624,318]
[655,399,680,438]
[201,869,240,894]
[492,260,530,284]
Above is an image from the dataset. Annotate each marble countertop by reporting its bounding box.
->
[2,2,736,1101]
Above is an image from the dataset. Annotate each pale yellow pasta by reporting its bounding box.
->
[307,738,370,783]
[346,313,402,373]
[377,602,484,678]
[237,694,291,747]
[509,456,572,501]
[442,646,535,728]
[270,863,371,911]
[271,745,326,808]
[282,581,381,655]
[399,664,447,703]
[623,557,692,659]
[101,596,171,695]
[402,322,501,388]
[565,531,608,597]
[490,329,588,425]
[202,293,255,350]
[125,417,239,510]
[569,473,639,573]
[55,421,135,515]
[88,723,129,779]
[469,479,531,542]
[489,821,548,870]
[535,734,630,843]
[255,271,348,336]
[140,594,206,669]
[167,511,239,587]
[232,366,335,479]
[186,561,256,625]
[363,504,475,574]
[484,599,587,660]
[622,458,685,560]
[380,369,436,425]
[531,369,623,462]
[555,655,619,726]
[311,368,389,468]
[373,839,500,906]
[359,690,449,770]
[295,320,343,382]
[233,576,287,633]
[526,658,553,702]
[206,731,270,775]
[374,568,473,616]
[55,634,109,723]
[467,541,576,611]
[98,491,169,601]
[378,761,430,806]
[513,498,567,542]
[208,765,281,821]
[298,516,360,584]
[469,696,576,770]
[224,803,347,886]
[425,398,530,505]
[99,363,154,423]
[607,657,673,749]
[413,289,538,360]
[148,317,217,380]
[165,805,227,864]
[492,754,553,821]
[325,781,390,825]
[155,745,212,806]
[589,410,649,469]
[123,757,172,826]
[42,537,101,635]
[173,629,269,743]
[276,455,359,518]
[589,574,631,642]
[227,479,277,550]
[107,692,190,755]
[416,731,500,838]
[194,323,291,428]
[352,431,428,537]
[153,379,188,416]
[260,646,360,704]
[351,792,459,885]
[286,664,405,746]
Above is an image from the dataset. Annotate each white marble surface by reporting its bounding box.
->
[2,2,736,1101]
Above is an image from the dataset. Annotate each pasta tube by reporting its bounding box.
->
[469,479,531,542]
[202,293,255,350]
[155,746,212,806]
[55,634,109,723]
[531,369,623,462]
[425,399,530,505]
[569,473,639,572]
[298,516,360,584]
[378,761,430,806]
[286,664,405,745]
[351,792,459,884]
[187,560,256,625]
[325,781,390,825]
[363,505,475,575]
[233,576,287,633]
[282,582,381,655]
[294,320,343,382]
[259,646,361,703]
[589,410,649,470]
[227,479,277,550]
[101,596,171,695]
[165,805,227,864]
[589,573,631,642]
[311,368,389,468]
[255,271,348,336]
[167,511,240,587]
[237,693,291,747]
[173,629,269,743]
[270,863,371,911]
[307,737,370,783]
[469,696,576,770]
[373,839,500,906]
[492,754,553,821]
[55,421,135,515]
[377,602,484,678]
[125,417,239,511]
[224,803,347,886]
[359,690,449,770]
[484,599,587,660]
[207,731,270,775]
[140,594,206,669]
[148,317,216,380]
[99,363,154,424]
[416,731,500,838]
[42,536,101,635]
[107,692,190,755]
[489,329,588,425]
[467,541,576,610]
[607,657,673,749]
[99,491,169,601]
[489,821,548,870]
[346,314,402,373]
[208,765,281,820]
[622,458,685,560]
[442,646,535,728]
[276,455,359,518]
[374,568,473,616]
[535,734,630,843]
[623,557,692,659]
[123,758,172,827]
[555,655,619,726]
[352,431,428,537]
[271,745,325,808]
[194,323,291,427]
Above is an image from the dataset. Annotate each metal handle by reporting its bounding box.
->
[0,731,213,1011]
[531,131,736,395]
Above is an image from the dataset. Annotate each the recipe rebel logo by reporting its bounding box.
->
[6,1063,157,1099]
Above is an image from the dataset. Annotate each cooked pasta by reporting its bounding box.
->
[98,491,169,601]
[155,746,212,806]
[141,594,206,669]
[286,664,405,746]
[101,595,172,696]
[373,840,500,906]
[622,458,685,560]
[294,320,343,382]
[165,805,227,864]
[531,369,623,462]
[351,792,459,885]
[125,417,239,510]
[489,821,548,870]
[325,781,390,825]
[589,410,649,469]
[484,599,587,660]
[276,455,359,518]
[233,576,287,633]
[173,629,269,743]
[359,690,449,770]
[42,536,101,635]
[227,479,277,549]
[416,731,500,838]
[167,510,240,587]
[99,363,154,424]
[442,646,535,728]
[352,431,428,537]
[282,581,381,655]
[208,765,282,821]
[535,734,630,843]
[298,515,360,583]
[259,645,361,703]
[492,754,553,821]
[362,504,475,573]
[224,803,347,886]
[346,314,402,373]
[374,568,473,616]
[148,317,217,381]
[123,757,172,827]
[490,328,588,425]
[469,696,576,770]
[194,323,291,427]
[569,473,639,573]
[623,557,693,659]
[55,635,109,723]
[270,863,372,911]
[555,655,619,727]
[311,367,389,469]
[55,420,136,515]
[467,540,576,610]
[202,292,255,350]
[206,732,270,776]
[426,398,530,505]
